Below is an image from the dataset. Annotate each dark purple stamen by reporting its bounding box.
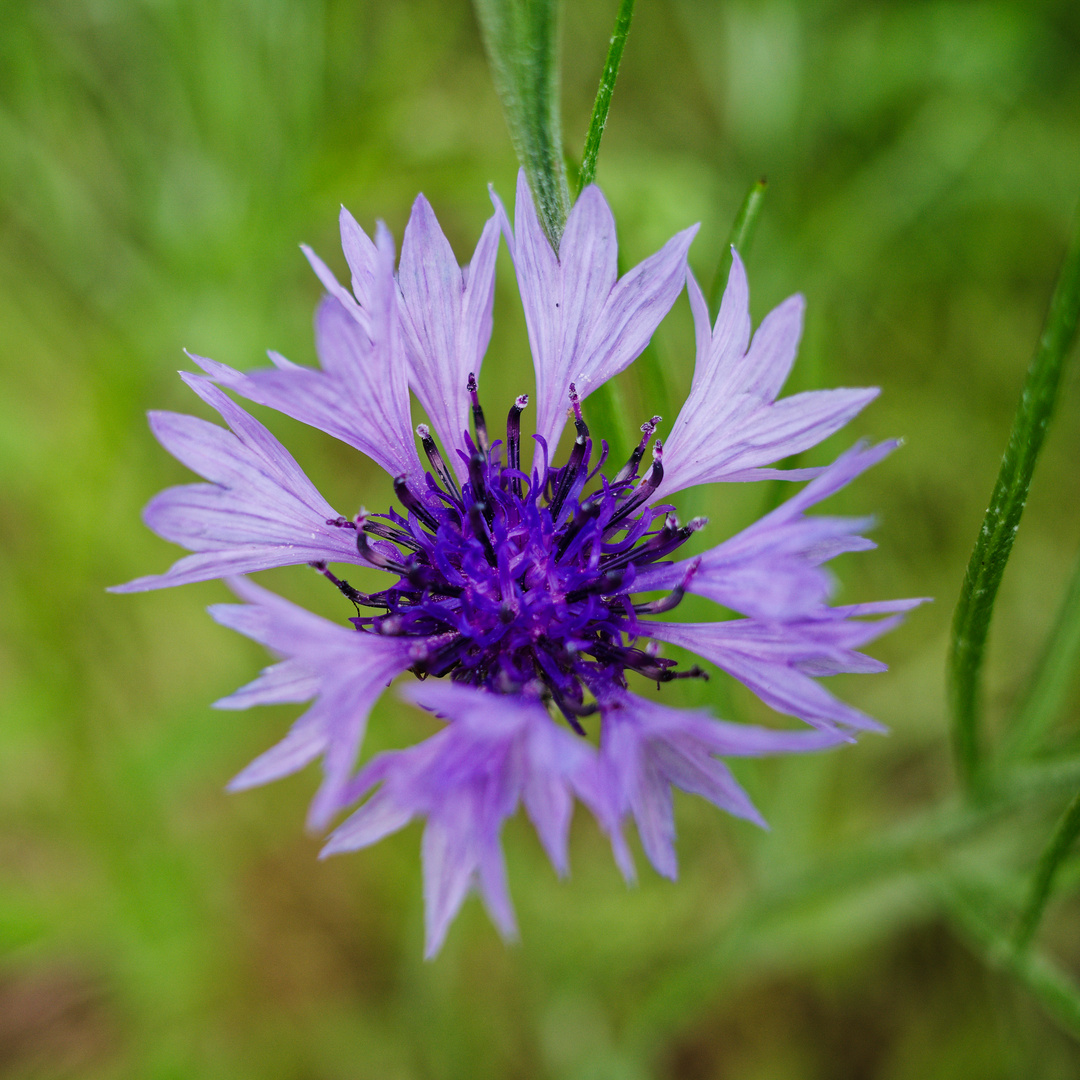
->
[323,382,705,726]
[506,394,528,497]
[393,476,440,532]
[362,518,424,552]
[467,372,488,454]
[614,415,662,484]
[417,423,460,498]
[309,561,367,608]
[607,440,665,529]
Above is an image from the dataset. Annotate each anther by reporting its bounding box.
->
[467,372,489,454]
[467,502,498,565]
[416,423,460,499]
[614,415,662,483]
[568,382,585,427]
[393,475,439,532]
[308,561,367,608]
[554,498,603,562]
[568,384,589,441]
[632,557,699,615]
[506,394,528,496]
[668,665,709,683]
[467,450,489,513]
[355,520,409,573]
[565,568,626,604]
[608,440,665,528]
[549,389,591,522]
[362,518,424,552]
[550,690,598,731]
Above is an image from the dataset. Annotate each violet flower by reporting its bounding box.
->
[114,172,922,953]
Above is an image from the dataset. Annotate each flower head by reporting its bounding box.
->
[114,172,923,953]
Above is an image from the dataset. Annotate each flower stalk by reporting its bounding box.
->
[948,210,1080,795]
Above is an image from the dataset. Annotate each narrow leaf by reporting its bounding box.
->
[631,784,1080,1044]
[474,0,569,247]
[1012,755,1080,798]
[1015,788,1080,950]
[942,879,1080,1041]
[577,0,636,193]
[948,213,1080,792]
[709,177,768,319]
[1005,548,1080,759]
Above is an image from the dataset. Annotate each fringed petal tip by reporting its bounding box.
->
[106,577,156,594]
[663,245,888,498]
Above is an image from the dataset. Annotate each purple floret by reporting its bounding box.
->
[322,680,599,957]
[329,383,712,724]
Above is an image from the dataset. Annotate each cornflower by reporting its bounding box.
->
[114,172,920,956]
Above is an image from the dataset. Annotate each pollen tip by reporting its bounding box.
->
[515,393,529,409]
[416,423,430,439]
[568,383,586,428]
[467,372,478,393]
[688,516,708,530]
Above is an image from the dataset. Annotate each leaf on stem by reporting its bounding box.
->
[473,0,569,248]
[1014,788,1080,950]
[948,212,1080,793]
[1005,549,1080,760]
[709,177,768,319]
[577,0,636,194]
[941,878,1080,1041]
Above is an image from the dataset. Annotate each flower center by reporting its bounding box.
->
[314,377,707,728]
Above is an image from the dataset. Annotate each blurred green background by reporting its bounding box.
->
[3,0,1080,1076]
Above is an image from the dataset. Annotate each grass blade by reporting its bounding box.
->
[1004,548,1080,760]
[948,213,1080,792]
[577,0,635,193]
[1014,788,1080,950]
[942,879,1080,1041]
[709,177,768,318]
[473,0,569,247]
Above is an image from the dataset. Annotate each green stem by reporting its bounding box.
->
[709,177,768,319]
[1015,789,1080,950]
[473,0,569,248]
[948,211,1080,793]
[577,0,635,193]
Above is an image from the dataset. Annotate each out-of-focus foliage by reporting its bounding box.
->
[2,0,1080,1077]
